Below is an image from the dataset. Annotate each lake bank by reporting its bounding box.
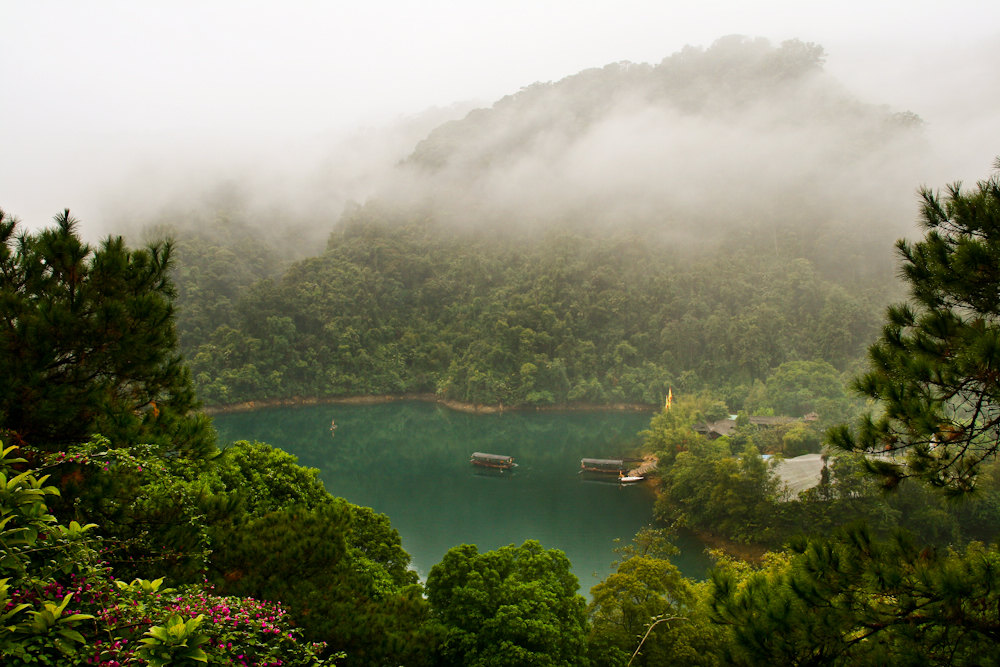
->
[203,393,657,416]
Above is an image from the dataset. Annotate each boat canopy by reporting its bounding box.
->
[471,452,514,462]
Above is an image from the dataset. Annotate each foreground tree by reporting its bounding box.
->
[708,161,1000,666]
[830,159,1000,492]
[426,540,588,666]
[588,554,723,666]
[0,210,212,458]
[0,213,424,661]
[205,441,431,666]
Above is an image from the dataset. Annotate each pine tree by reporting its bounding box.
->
[830,159,1000,492]
[0,210,213,459]
[711,527,1000,665]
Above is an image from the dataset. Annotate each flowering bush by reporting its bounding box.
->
[1,442,339,665]
[155,587,334,666]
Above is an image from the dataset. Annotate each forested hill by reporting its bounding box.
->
[178,222,886,409]
[169,37,927,409]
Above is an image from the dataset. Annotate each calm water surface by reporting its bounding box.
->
[212,401,711,593]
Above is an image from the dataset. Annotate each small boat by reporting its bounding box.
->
[470,452,517,470]
[619,475,645,483]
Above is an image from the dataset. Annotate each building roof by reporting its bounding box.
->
[748,416,795,426]
[694,419,738,438]
[773,453,825,495]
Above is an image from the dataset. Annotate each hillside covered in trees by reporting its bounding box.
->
[166,37,924,411]
[178,222,884,409]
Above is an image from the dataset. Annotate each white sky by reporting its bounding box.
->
[3,0,999,231]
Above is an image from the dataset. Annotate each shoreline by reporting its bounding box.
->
[202,393,657,416]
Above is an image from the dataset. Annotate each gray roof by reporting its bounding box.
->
[773,453,825,495]
[749,416,795,426]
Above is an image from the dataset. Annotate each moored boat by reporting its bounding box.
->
[580,458,626,475]
[470,452,517,470]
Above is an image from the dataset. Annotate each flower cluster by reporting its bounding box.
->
[4,534,330,665]
[162,587,329,666]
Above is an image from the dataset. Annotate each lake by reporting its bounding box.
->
[212,400,711,594]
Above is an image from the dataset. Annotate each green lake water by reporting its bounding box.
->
[212,401,712,594]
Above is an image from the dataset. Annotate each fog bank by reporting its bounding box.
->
[2,2,998,243]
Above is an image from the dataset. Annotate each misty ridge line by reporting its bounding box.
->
[112,35,942,267]
[381,37,926,240]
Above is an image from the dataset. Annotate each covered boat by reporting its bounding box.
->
[470,452,517,470]
[580,458,626,474]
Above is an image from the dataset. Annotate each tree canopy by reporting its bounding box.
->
[425,540,588,666]
[745,359,850,421]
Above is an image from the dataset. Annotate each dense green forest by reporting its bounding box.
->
[176,221,887,410]
[4,35,1000,665]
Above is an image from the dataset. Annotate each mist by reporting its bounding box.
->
[2,2,998,248]
[362,37,948,256]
